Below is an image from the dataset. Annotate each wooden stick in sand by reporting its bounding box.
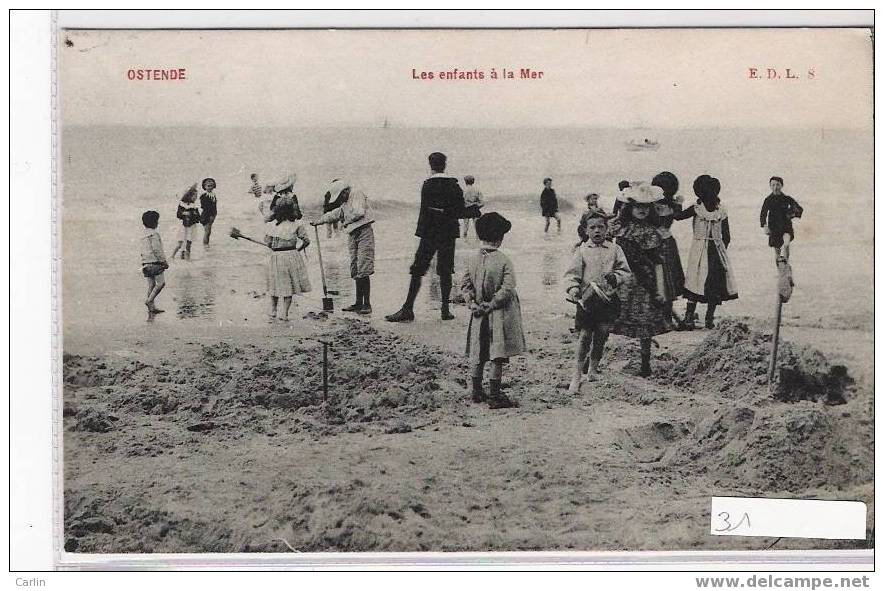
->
[768,257,794,390]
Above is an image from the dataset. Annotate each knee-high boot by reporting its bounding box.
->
[705,303,717,329]
[440,274,454,320]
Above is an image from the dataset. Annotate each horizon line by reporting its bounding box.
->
[60,123,871,131]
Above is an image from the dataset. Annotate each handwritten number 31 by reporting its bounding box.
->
[715,512,751,532]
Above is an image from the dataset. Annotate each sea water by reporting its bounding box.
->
[61,126,873,338]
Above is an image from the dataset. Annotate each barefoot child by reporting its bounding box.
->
[265,196,311,321]
[565,212,631,394]
[674,175,738,329]
[461,212,526,409]
[312,179,376,314]
[760,175,803,263]
[199,177,218,247]
[461,175,484,238]
[540,177,561,233]
[170,184,200,260]
[140,210,168,317]
[610,183,672,377]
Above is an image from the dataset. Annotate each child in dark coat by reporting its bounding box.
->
[760,176,803,263]
[199,177,218,247]
[651,171,687,330]
[540,177,561,233]
[461,212,526,409]
[170,183,200,260]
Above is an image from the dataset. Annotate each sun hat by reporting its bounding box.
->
[624,182,665,204]
[274,173,297,193]
[326,178,351,201]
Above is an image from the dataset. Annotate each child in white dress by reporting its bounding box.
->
[264,196,311,321]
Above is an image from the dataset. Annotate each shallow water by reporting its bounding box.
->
[61,126,873,340]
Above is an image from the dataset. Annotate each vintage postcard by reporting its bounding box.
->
[57,24,873,562]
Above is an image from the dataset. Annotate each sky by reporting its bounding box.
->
[59,28,873,129]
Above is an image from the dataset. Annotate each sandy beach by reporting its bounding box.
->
[62,248,874,553]
[63,311,873,553]
[61,126,874,553]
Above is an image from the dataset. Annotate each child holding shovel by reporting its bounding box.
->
[311,179,376,314]
[565,212,631,394]
[461,212,526,409]
[232,195,311,321]
[265,196,311,321]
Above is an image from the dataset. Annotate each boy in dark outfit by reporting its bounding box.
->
[540,177,561,233]
[199,177,218,247]
[760,176,803,263]
[386,152,465,322]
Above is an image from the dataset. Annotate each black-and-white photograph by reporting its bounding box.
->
[56,24,873,558]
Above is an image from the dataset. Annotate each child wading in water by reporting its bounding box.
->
[540,177,561,233]
[140,210,168,318]
[199,177,218,247]
[565,212,631,393]
[461,175,485,238]
[461,212,526,409]
[674,175,738,329]
[760,175,803,263]
[265,196,311,321]
[312,179,376,314]
[249,173,263,200]
[171,183,201,260]
[651,171,687,330]
[610,183,672,377]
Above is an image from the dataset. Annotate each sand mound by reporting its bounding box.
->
[659,319,853,404]
[65,489,240,553]
[63,320,468,441]
[667,402,871,493]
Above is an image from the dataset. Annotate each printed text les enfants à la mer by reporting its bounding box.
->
[412,67,544,80]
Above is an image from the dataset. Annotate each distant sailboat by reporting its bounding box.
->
[382,117,390,129]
